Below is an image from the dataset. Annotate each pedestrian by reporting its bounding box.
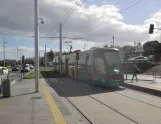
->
[132,63,140,82]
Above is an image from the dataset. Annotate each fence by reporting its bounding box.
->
[0,72,23,86]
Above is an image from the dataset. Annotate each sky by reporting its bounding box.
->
[0,0,161,60]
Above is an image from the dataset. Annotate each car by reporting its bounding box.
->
[25,64,30,72]
[0,67,8,75]
[128,56,148,63]
[21,64,30,72]
[30,65,34,69]
[12,65,20,72]
[25,67,30,72]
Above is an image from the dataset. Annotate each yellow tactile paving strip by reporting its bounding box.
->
[40,80,67,124]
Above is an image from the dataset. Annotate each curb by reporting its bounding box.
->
[123,83,161,97]
[125,79,153,81]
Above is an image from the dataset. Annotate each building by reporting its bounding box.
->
[44,51,55,66]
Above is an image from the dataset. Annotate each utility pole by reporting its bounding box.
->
[3,35,7,67]
[84,43,86,51]
[29,51,30,58]
[34,0,39,92]
[112,35,114,47]
[45,45,46,67]
[59,23,62,75]
[39,52,41,65]
[17,46,19,61]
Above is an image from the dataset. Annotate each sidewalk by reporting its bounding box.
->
[124,76,161,97]
[0,79,55,124]
[124,74,154,81]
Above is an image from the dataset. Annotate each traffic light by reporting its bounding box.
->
[149,24,154,34]
[22,55,25,64]
[76,52,79,60]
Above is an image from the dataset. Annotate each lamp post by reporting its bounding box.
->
[34,0,44,92]
[3,35,7,67]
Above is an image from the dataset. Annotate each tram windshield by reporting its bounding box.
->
[104,52,122,72]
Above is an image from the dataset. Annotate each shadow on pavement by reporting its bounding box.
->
[0,92,36,99]
[40,71,125,97]
[11,92,36,98]
[44,76,125,97]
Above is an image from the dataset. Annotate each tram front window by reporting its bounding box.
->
[104,52,122,72]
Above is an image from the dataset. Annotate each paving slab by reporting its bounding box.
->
[0,79,55,124]
[124,79,161,97]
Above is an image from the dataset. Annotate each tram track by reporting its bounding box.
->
[44,77,94,124]
[45,76,140,124]
[114,91,161,109]
[89,95,139,124]
[51,80,139,124]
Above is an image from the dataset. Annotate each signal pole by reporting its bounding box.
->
[84,43,86,51]
[59,23,62,75]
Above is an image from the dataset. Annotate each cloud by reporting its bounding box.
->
[102,0,108,4]
[0,0,161,49]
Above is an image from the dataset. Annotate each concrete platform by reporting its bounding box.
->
[124,78,161,97]
[0,79,55,124]
[124,74,154,81]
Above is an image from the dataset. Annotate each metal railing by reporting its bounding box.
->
[0,72,23,86]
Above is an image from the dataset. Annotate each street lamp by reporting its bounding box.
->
[34,0,44,92]
[38,18,44,24]
[3,35,7,67]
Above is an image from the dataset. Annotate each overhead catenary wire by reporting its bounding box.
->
[49,0,80,34]
[61,0,81,25]
[45,0,80,46]
[78,0,143,38]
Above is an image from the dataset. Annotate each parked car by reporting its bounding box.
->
[30,65,34,69]
[0,67,8,75]
[21,64,30,72]
[128,56,148,63]
[12,65,20,72]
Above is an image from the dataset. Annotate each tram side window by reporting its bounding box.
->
[94,57,106,75]
[87,54,91,66]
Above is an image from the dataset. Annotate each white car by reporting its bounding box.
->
[21,64,30,72]
[25,64,30,72]
[30,65,34,69]
[0,67,8,75]
[128,56,148,63]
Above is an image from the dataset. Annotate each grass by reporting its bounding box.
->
[24,67,53,79]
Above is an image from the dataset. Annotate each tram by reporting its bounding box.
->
[54,48,124,87]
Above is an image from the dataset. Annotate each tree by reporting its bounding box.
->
[123,45,135,55]
[40,57,44,66]
[143,40,161,56]
[103,44,108,48]
[25,58,34,65]
[47,49,55,61]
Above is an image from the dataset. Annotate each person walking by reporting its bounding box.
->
[132,63,140,82]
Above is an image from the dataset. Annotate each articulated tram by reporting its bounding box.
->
[53,48,124,87]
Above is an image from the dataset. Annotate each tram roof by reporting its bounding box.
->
[81,47,119,53]
[65,47,119,57]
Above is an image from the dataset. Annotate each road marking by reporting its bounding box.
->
[40,80,67,124]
